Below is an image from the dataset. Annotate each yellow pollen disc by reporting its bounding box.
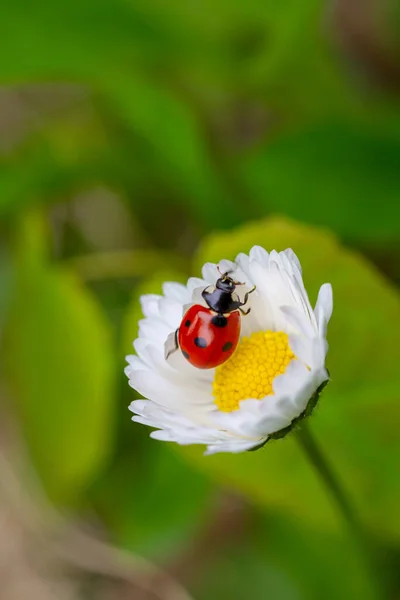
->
[213,330,296,412]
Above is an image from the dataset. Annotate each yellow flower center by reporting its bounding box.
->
[213,330,295,412]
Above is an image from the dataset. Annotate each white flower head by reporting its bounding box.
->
[125,246,333,455]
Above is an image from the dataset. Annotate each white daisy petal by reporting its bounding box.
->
[127,369,186,408]
[166,346,215,383]
[125,354,147,377]
[283,248,302,274]
[187,277,208,294]
[126,244,332,455]
[219,259,235,274]
[313,337,329,365]
[128,399,152,416]
[287,334,313,367]
[315,283,333,336]
[273,359,310,398]
[127,370,214,424]
[201,262,219,283]
[140,294,162,318]
[151,430,225,446]
[133,338,159,369]
[205,439,265,455]
[162,282,189,303]
[212,400,289,439]
[247,261,277,329]
[132,415,164,427]
[138,318,171,344]
[202,259,235,283]
[191,286,208,306]
[250,245,269,266]
[235,252,251,277]
[158,297,184,329]
[280,305,316,339]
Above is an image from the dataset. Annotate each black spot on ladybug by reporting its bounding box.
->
[194,337,208,348]
[182,350,190,359]
[222,341,233,352]
[184,319,191,327]
[211,315,228,327]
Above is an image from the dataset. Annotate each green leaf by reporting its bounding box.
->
[193,511,381,600]
[2,213,116,503]
[100,74,251,229]
[257,513,381,600]
[0,0,176,81]
[0,105,110,217]
[182,436,339,530]
[92,443,214,561]
[240,123,400,243]
[0,244,13,337]
[189,216,400,537]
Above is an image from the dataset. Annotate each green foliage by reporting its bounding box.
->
[2,213,116,503]
[92,444,214,561]
[0,0,399,596]
[101,75,248,229]
[240,124,400,242]
[0,246,12,334]
[193,512,381,600]
[0,0,174,80]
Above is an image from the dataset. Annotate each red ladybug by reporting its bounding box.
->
[165,271,256,369]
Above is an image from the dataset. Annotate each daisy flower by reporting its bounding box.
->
[125,246,332,455]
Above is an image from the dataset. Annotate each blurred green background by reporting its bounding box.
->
[0,0,400,598]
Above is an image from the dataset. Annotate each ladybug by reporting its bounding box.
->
[165,270,256,369]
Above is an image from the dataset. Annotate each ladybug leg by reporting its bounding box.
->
[239,307,251,316]
[201,285,213,301]
[202,285,215,307]
[240,284,256,307]
[164,328,179,361]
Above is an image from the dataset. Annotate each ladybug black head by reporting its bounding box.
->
[203,269,248,314]
[215,271,243,294]
[216,276,235,293]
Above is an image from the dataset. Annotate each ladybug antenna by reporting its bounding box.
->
[217,265,232,277]
[217,265,238,279]
[217,265,244,285]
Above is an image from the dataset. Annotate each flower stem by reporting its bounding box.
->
[296,423,360,532]
[296,423,386,595]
